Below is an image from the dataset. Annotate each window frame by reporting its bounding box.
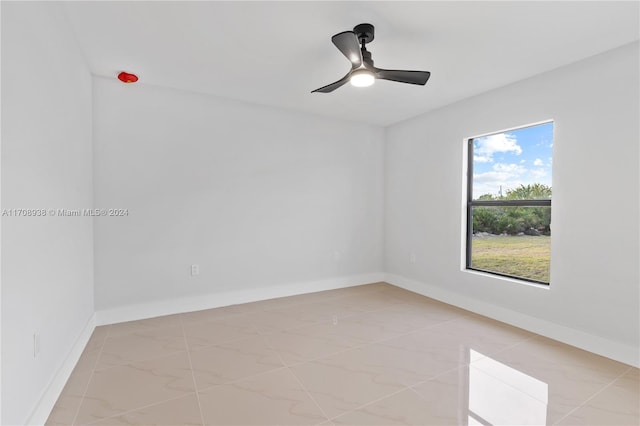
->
[465,125,552,285]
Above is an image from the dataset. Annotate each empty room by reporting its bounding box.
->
[1,1,639,425]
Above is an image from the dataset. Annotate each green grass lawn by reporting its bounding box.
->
[471,235,550,283]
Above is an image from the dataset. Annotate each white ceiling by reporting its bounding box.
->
[62,1,639,126]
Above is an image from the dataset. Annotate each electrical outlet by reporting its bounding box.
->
[33,333,40,358]
[410,253,416,264]
[191,264,199,276]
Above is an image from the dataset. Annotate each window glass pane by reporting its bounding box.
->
[470,206,551,283]
[472,123,553,200]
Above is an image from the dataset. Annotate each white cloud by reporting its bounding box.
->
[473,163,527,197]
[492,163,526,174]
[533,158,543,166]
[530,168,547,179]
[473,133,522,163]
[474,155,492,163]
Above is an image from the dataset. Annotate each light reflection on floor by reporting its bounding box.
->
[467,349,548,425]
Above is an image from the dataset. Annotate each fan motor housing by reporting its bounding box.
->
[354,23,375,44]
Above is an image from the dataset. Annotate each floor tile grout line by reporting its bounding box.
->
[240,300,524,352]
[261,334,333,423]
[329,362,463,421]
[246,299,531,352]
[70,330,109,426]
[187,334,290,390]
[190,317,453,395]
[259,290,390,314]
[319,328,539,420]
[286,366,334,424]
[275,313,475,370]
[551,365,633,425]
[195,365,291,395]
[217,300,414,341]
[100,325,275,375]
[179,315,207,426]
[103,320,182,335]
[181,311,249,324]
[82,392,200,425]
[399,333,540,404]
[70,337,197,424]
[182,294,466,350]
[183,308,339,337]
[406,364,466,393]
[268,316,540,422]
[105,319,276,368]
[92,349,189,373]
[256,311,478,423]
[465,331,540,363]
[103,323,114,340]
[327,383,414,423]
[187,336,262,353]
[247,297,417,337]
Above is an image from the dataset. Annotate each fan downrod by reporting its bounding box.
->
[354,23,374,45]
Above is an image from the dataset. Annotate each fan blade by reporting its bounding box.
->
[311,72,351,93]
[375,69,431,85]
[331,31,362,68]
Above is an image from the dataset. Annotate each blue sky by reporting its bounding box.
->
[472,122,553,199]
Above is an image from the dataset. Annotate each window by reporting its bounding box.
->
[466,122,553,284]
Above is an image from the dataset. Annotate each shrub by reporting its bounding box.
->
[472,184,551,235]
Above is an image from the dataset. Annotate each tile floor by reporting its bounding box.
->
[47,282,639,425]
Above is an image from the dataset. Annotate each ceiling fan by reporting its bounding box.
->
[312,23,431,93]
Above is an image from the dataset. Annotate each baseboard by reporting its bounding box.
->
[385,273,639,368]
[25,313,96,425]
[96,273,386,326]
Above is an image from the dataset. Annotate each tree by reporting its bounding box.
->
[477,193,496,201]
[504,183,552,200]
[472,184,552,235]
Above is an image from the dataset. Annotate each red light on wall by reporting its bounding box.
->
[117,72,138,83]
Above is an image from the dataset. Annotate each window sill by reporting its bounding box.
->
[464,268,550,290]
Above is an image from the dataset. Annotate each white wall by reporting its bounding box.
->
[93,78,384,312]
[385,42,639,363]
[1,2,94,424]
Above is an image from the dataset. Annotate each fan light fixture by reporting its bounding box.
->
[350,69,375,87]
